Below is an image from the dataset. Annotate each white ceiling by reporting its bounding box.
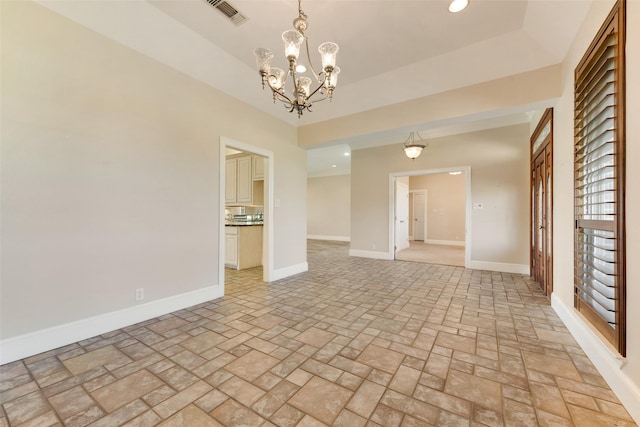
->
[36,0,592,175]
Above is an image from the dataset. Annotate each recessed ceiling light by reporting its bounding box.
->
[344,152,350,156]
[332,164,337,168]
[449,0,469,13]
[295,64,307,73]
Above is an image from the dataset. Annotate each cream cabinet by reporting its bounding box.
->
[253,156,265,181]
[225,225,263,270]
[225,227,238,267]
[236,156,252,203]
[226,155,253,205]
[225,158,237,204]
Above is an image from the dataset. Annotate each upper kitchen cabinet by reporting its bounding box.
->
[226,154,253,205]
[253,156,265,181]
[225,158,237,204]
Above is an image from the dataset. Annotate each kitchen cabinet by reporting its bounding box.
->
[225,225,263,270]
[226,155,253,205]
[225,227,238,267]
[225,159,237,204]
[253,156,265,180]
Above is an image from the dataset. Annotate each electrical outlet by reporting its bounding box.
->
[135,288,144,301]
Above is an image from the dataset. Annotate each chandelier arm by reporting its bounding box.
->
[263,76,295,106]
[303,37,322,81]
[305,76,328,101]
[308,89,329,104]
[273,90,295,107]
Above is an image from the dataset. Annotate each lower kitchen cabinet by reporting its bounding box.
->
[225,225,263,270]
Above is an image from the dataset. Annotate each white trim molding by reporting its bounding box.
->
[425,239,465,247]
[349,249,394,260]
[468,260,530,275]
[552,294,640,424]
[307,235,350,242]
[270,262,309,282]
[0,286,223,365]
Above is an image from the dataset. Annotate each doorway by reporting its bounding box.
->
[219,136,274,292]
[530,109,553,296]
[390,167,471,268]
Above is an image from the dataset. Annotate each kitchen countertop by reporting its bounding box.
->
[225,221,264,226]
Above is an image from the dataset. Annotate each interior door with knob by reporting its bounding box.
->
[413,192,426,241]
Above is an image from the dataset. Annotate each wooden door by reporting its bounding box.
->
[530,109,553,296]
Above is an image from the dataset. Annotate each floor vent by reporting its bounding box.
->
[205,0,248,26]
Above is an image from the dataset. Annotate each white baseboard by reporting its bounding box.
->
[0,285,223,365]
[349,249,394,260]
[270,262,308,282]
[425,239,465,247]
[468,260,530,275]
[552,294,640,424]
[307,235,350,242]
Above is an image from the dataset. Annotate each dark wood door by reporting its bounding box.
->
[531,109,553,296]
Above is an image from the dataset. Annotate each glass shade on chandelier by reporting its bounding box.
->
[254,0,340,117]
[403,132,428,160]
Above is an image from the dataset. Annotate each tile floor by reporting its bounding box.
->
[1,240,636,426]
[395,243,465,267]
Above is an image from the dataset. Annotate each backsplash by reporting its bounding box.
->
[225,206,264,221]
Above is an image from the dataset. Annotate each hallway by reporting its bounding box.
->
[0,240,635,426]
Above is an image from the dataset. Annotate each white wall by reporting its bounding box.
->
[307,175,350,241]
[550,0,640,421]
[350,124,530,270]
[0,2,306,362]
[409,173,466,243]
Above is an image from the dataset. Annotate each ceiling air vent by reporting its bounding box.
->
[205,0,248,26]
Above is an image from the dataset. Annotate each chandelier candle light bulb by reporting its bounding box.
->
[282,30,304,61]
[318,42,339,71]
[254,0,340,117]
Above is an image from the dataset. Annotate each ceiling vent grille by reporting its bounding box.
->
[205,0,248,26]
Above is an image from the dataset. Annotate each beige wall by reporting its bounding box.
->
[298,65,561,147]
[351,124,530,267]
[307,175,350,240]
[409,173,466,243]
[551,0,640,417]
[1,2,305,341]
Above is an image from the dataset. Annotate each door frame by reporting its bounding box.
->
[219,136,274,291]
[410,190,427,241]
[388,167,471,268]
[529,108,553,296]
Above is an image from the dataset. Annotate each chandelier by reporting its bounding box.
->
[254,0,340,118]
[403,132,428,159]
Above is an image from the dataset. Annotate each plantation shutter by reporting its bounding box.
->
[573,0,626,355]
